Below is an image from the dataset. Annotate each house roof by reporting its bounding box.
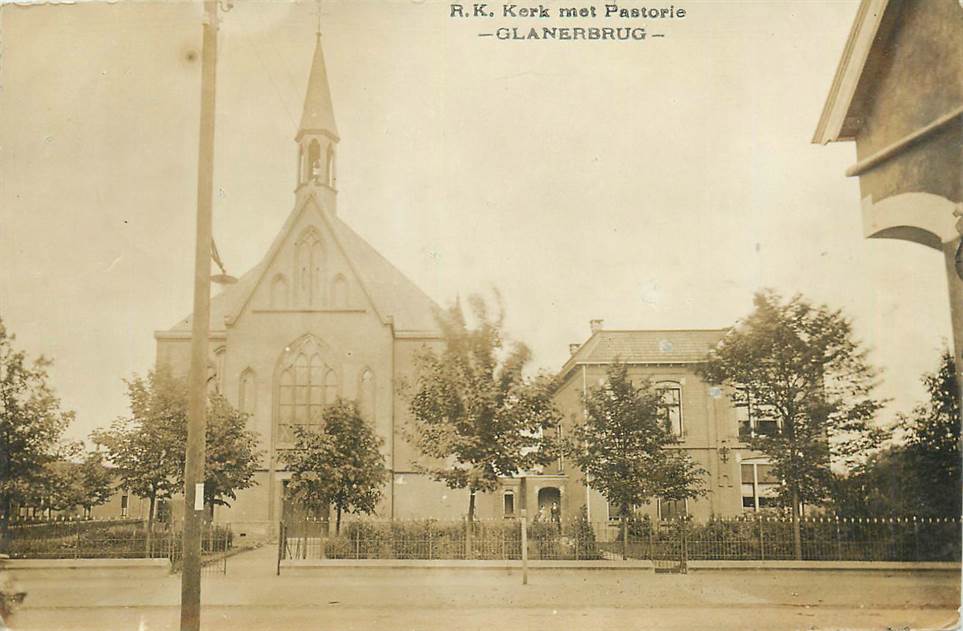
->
[163,197,442,336]
[560,328,728,376]
[812,0,897,144]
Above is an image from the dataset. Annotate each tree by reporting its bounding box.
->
[897,350,960,517]
[699,290,885,559]
[405,295,562,521]
[92,369,186,554]
[0,318,74,551]
[569,362,706,559]
[203,393,262,513]
[283,399,387,533]
[94,367,263,553]
[76,451,115,517]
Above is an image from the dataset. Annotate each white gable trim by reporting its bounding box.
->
[812,0,892,145]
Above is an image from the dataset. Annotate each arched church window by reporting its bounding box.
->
[213,347,226,394]
[358,368,375,419]
[278,352,325,443]
[324,369,338,404]
[326,143,335,187]
[307,139,321,183]
[310,240,324,307]
[295,229,324,307]
[331,274,348,308]
[271,274,289,309]
[239,369,256,417]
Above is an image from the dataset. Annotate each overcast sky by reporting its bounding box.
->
[0,0,952,445]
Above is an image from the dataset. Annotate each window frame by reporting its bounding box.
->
[655,381,684,437]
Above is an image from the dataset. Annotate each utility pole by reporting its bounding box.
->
[181,1,219,629]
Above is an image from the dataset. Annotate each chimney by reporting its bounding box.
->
[568,343,580,355]
[590,319,604,334]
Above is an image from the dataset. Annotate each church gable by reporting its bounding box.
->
[238,197,377,321]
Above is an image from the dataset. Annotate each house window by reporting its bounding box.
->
[607,500,637,522]
[503,492,515,517]
[735,388,779,439]
[656,382,683,436]
[657,498,688,521]
[120,494,129,518]
[741,461,779,511]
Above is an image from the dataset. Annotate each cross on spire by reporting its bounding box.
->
[316,0,323,38]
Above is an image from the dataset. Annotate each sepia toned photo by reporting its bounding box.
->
[0,1,960,629]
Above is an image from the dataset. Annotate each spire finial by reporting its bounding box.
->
[316,0,322,38]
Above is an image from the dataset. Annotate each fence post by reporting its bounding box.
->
[758,517,765,561]
[680,516,689,574]
[465,517,473,560]
[521,510,528,585]
[913,516,920,561]
[75,523,81,559]
[622,517,628,561]
[649,520,658,561]
[276,521,284,576]
[835,516,842,561]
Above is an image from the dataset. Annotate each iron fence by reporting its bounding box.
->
[278,515,961,569]
[5,519,234,572]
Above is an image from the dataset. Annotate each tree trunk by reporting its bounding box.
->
[791,486,802,561]
[336,506,342,535]
[146,494,156,558]
[0,494,11,554]
[468,491,476,522]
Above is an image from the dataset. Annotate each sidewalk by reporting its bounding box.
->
[8,544,960,631]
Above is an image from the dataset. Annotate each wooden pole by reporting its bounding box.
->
[180,2,218,628]
[943,237,963,415]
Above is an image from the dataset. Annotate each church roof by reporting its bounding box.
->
[561,328,728,375]
[298,34,338,139]
[165,202,442,336]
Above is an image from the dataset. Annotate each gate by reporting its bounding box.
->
[649,518,688,573]
[169,522,232,576]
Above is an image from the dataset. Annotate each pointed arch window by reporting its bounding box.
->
[239,369,256,417]
[295,229,325,307]
[325,143,335,187]
[278,352,325,443]
[306,139,322,183]
[331,274,348,308]
[358,368,375,419]
[271,274,289,309]
[212,347,226,394]
[324,369,339,405]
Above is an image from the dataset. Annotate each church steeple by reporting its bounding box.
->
[296,33,338,213]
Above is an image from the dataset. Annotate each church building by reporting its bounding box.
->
[154,35,463,539]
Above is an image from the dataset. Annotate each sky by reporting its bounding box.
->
[0,0,953,445]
